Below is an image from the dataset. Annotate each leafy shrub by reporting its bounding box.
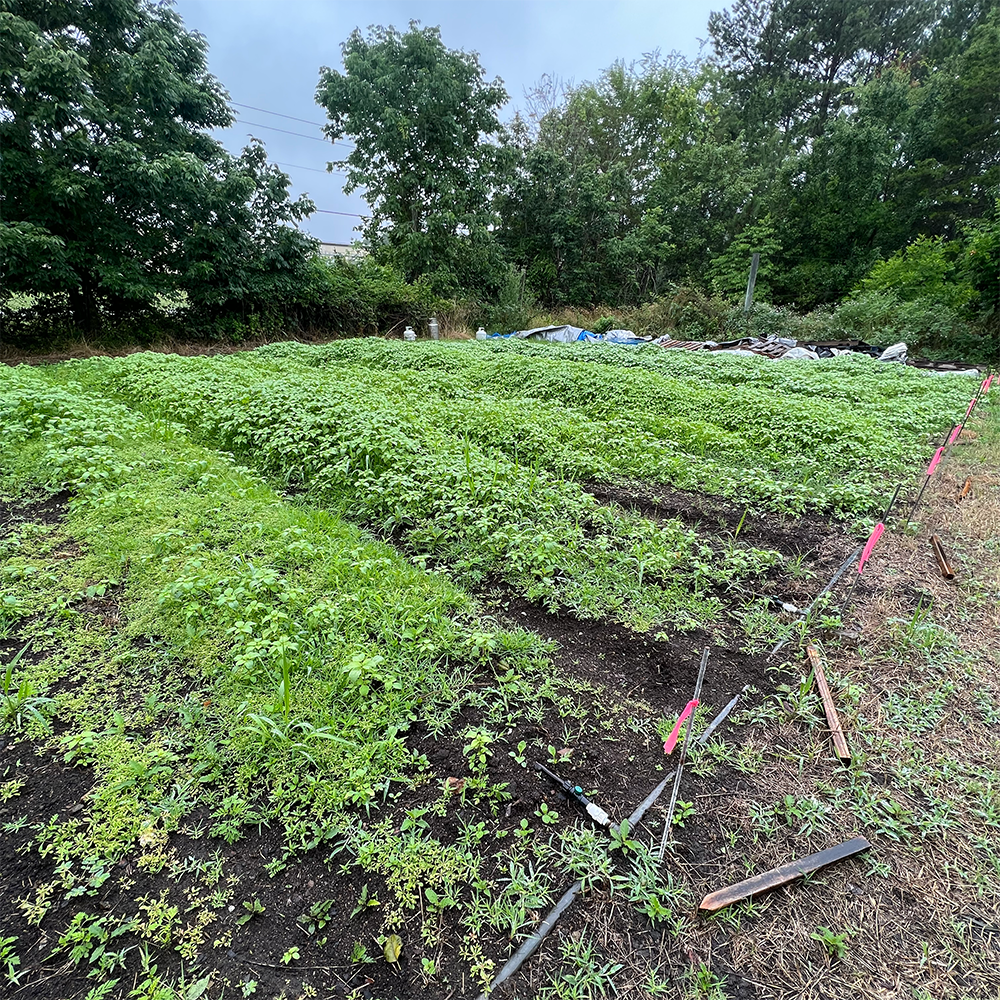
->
[857,235,974,311]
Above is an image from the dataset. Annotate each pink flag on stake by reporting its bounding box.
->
[965,397,977,421]
[857,522,885,574]
[927,446,945,476]
[948,425,962,446]
[663,699,699,754]
[985,374,995,395]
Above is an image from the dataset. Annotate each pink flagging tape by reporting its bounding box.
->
[663,699,699,755]
[927,446,945,476]
[965,397,977,421]
[857,522,885,574]
[985,374,995,395]
[948,425,962,446]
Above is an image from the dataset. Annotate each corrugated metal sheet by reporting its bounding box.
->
[657,339,712,351]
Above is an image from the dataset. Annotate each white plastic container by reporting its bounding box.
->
[428,315,440,340]
[475,327,487,340]
[403,325,416,342]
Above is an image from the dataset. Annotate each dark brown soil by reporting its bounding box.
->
[0,482,855,999]
[0,488,71,534]
[586,478,851,568]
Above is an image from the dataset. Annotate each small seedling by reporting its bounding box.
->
[350,883,380,918]
[281,946,300,964]
[509,740,528,767]
[235,898,264,927]
[811,926,850,959]
[672,800,695,827]
[608,819,641,854]
[535,802,560,825]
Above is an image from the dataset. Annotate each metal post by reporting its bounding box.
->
[743,252,761,316]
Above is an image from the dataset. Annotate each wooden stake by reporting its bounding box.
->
[806,644,851,765]
[698,837,871,913]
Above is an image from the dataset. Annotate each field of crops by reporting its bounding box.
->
[1,340,993,1000]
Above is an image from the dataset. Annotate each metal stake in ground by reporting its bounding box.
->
[658,646,710,860]
[476,687,746,1000]
[904,424,958,526]
[768,544,863,660]
[841,482,901,616]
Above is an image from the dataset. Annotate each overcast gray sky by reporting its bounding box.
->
[174,1,720,243]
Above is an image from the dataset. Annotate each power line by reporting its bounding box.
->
[230,101,354,149]
[314,209,365,218]
[275,160,347,176]
[234,118,329,143]
[231,101,326,129]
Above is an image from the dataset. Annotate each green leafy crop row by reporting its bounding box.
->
[56,351,782,631]
[0,366,548,859]
[250,338,975,514]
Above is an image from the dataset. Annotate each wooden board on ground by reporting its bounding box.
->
[698,837,872,913]
[807,644,851,764]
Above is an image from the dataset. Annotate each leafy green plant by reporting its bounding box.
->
[0,936,21,986]
[672,800,695,827]
[539,935,623,1000]
[535,802,560,825]
[235,899,265,927]
[296,899,335,936]
[350,883,380,918]
[608,819,641,854]
[687,962,726,998]
[811,925,850,959]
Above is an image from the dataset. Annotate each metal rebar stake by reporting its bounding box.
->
[841,482,902,616]
[658,646,710,859]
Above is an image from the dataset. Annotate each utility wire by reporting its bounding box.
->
[314,209,365,218]
[231,101,326,129]
[230,101,354,148]
[274,160,347,176]
[234,118,336,144]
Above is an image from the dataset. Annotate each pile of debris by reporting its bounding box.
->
[652,332,909,362]
[485,327,981,375]
[492,324,652,346]
[651,334,983,374]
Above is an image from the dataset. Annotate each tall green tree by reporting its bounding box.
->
[917,7,1000,233]
[316,22,509,294]
[0,0,315,331]
[499,57,706,303]
[707,0,938,145]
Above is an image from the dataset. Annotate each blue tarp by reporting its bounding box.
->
[487,324,648,346]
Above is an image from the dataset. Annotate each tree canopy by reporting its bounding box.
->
[0,0,315,331]
[316,22,508,294]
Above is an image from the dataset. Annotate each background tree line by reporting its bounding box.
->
[2,0,998,356]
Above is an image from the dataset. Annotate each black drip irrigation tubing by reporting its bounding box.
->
[476,687,746,1000]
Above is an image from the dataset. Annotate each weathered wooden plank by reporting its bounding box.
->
[807,643,851,765]
[698,837,871,913]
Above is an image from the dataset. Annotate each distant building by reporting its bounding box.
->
[318,242,366,260]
